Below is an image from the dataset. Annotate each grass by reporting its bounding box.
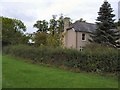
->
[2,55,118,88]
[0,53,2,89]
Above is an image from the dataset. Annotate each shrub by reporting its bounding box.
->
[3,44,120,74]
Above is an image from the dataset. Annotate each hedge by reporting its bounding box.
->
[3,44,120,74]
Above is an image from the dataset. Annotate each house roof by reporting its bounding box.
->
[68,21,96,33]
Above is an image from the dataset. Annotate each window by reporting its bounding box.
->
[82,33,86,41]
[80,46,83,51]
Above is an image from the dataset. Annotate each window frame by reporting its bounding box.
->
[81,33,86,41]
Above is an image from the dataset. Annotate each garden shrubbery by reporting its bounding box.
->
[3,44,120,74]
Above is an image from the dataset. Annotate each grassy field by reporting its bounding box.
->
[2,55,118,88]
[0,53,2,89]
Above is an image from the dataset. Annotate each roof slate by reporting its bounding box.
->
[69,21,96,33]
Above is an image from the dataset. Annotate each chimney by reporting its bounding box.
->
[119,1,120,19]
[104,0,107,2]
[63,17,70,32]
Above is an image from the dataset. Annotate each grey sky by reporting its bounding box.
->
[0,0,119,33]
[118,1,120,19]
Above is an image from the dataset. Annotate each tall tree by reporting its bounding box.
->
[57,14,64,33]
[33,14,65,47]
[1,16,28,46]
[49,15,58,35]
[33,20,49,46]
[90,1,120,47]
[33,20,48,33]
[57,14,64,46]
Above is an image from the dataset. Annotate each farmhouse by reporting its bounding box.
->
[63,17,120,50]
[63,17,96,50]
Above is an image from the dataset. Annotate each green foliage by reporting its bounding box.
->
[33,20,48,33]
[3,44,120,74]
[33,15,64,47]
[90,1,120,47]
[57,15,64,33]
[34,32,47,46]
[46,34,61,47]
[49,15,58,35]
[1,16,29,46]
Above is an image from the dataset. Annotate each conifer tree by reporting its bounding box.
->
[90,0,120,47]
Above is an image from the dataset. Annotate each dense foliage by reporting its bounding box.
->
[33,20,48,33]
[33,32,48,46]
[33,15,64,47]
[1,17,29,46]
[3,44,120,75]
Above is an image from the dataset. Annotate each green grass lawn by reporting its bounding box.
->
[0,53,2,89]
[2,55,118,88]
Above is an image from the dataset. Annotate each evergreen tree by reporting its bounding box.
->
[118,19,120,27]
[90,1,120,47]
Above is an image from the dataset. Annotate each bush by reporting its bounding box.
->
[3,44,120,74]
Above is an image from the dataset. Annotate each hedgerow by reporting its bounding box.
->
[3,44,120,74]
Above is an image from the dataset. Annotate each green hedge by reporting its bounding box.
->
[3,44,120,74]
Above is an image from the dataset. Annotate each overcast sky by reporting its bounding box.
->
[0,0,120,33]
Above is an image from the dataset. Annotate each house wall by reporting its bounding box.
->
[64,29,92,49]
[76,32,91,50]
[65,29,76,49]
[63,17,92,49]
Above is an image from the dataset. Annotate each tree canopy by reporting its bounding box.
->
[33,15,65,47]
[1,16,29,46]
[33,20,48,33]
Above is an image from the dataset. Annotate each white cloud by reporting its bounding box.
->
[1,0,119,33]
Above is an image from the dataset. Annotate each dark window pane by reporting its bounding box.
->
[82,33,85,40]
